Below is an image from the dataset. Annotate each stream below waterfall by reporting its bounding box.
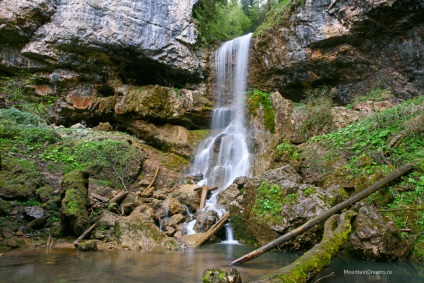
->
[1,244,423,283]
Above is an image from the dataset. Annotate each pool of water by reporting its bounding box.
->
[0,244,422,282]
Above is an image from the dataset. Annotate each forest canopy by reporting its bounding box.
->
[193,0,297,45]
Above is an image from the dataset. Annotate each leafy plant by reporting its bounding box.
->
[247,89,275,132]
[252,181,283,224]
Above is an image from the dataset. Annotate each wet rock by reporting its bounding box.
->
[60,170,90,236]
[115,206,179,251]
[162,197,186,217]
[171,184,201,212]
[347,205,413,261]
[161,214,185,231]
[77,240,97,252]
[202,268,242,283]
[193,210,218,233]
[217,184,242,210]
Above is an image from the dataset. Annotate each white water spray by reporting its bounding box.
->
[188,33,253,238]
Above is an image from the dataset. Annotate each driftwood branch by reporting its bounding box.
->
[73,217,101,248]
[251,210,357,283]
[140,167,160,197]
[108,191,128,204]
[230,164,414,265]
[191,211,230,248]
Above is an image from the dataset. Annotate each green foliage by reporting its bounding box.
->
[276,142,300,160]
[305,96,424,251]
[0,72,57,119]
[194,0,252,45]
[283,193,297,205]
[254,0,302,35]
[252,182,283,224]
[294,86,335,139]
[354,87,394,103]
[247,89,275,132]
[17,197,41,207]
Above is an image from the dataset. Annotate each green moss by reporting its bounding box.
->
[251,182,283,224]
[247,90,275,133]
[304,187,315,197]
[60,170,89,235]
[36,186,55,203]
[0,156,44,199]
[282,193,298,205]
[228,212,259,246]
[276,142,300,160]
[0,197,11,216]
[259,211,356,282]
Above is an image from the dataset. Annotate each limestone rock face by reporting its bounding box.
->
[250,0,424,102]
[1,0,200,75]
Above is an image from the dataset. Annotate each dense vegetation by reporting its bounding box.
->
[193,0,303,45]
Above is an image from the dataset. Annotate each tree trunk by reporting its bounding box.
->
[230,164,414,265]
[251,210,357,283]
[190,211,230,247]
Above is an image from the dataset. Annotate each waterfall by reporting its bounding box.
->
[188,33,253,237]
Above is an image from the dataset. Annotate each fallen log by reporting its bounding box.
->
[140,167,160,197]
[251,210,357,283]
[197,186,218,210]
[91,193,109,203]
[191,211,230,248]
[108,191,128,204]
[230,163,414,265]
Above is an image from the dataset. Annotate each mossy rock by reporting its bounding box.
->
[36,186,56,203]
[0,156,44,199]
[60,170,90,236]
[0,197,11,216]
[77,240,97,252]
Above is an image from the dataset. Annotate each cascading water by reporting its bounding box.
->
[187,33,253,240]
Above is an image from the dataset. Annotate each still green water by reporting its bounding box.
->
[0,244,422,282]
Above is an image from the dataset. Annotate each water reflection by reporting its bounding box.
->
[0,244,296,283]
[0,244,422,283]
[317,256,424,283]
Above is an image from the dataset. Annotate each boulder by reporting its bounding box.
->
[115,206,179,251]
[230,165,349,251]
[193,210,218,233]
[24,206,44,219]
[347,205,413,261]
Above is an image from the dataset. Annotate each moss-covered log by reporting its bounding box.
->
[251,210,357,283]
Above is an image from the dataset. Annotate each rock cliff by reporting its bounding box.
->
[1,0,200,79]
[249,0,424,102]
